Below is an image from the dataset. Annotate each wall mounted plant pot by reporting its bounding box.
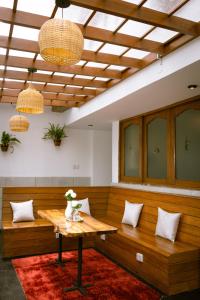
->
[54,139,61,146]
[1,145,9,152]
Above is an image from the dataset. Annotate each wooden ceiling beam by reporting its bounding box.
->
[0,70,108,88]
[0,36,142,68]
[0,96,76,108]
[0,55,121,79]
[0,80,101,96]
[0,7,164,54]
[71,0,200,36]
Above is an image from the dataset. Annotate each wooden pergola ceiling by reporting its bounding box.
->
[0,0,199,110]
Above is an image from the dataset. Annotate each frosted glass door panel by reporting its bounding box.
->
[124,124,139,177]
[176,109,200,181]
[147,118,167,179]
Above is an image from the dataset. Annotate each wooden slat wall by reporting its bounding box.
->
[2,186,109,222]
[108,187,200,247]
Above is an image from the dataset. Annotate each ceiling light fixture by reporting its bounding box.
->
[38,0,84,66]
[9,115,30,132]
[16,68,44,114]
[187,84,198,90]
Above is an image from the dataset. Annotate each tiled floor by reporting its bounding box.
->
[0,231,199,300]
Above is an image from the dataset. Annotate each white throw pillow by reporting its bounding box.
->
[72,198,91,215]
[155,207,181,242]
[122,200,143,227]
[10,200,35,223]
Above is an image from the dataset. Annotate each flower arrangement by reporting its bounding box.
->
[64,189,77,201]
[64,189,82,221]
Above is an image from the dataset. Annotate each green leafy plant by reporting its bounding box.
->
[0,131,21,152]
[43,123,67,146]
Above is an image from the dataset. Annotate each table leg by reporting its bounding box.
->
[55,233,66,265]
[64,237,91,295]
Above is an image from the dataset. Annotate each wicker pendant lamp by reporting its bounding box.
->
[16,68,44,114]
[9,115,30,132]
[39,0,84,66]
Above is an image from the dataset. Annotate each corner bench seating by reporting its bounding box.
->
[2,186,200,296]
[2,187,109,258]
[95,187,200,296]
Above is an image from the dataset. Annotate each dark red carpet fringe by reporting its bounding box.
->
[12,248,160,300]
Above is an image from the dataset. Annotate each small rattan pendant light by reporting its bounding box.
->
[39,0,84,66]
[9,115,30,132]
[16,68,44,114]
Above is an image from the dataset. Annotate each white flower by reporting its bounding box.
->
[71,192,76,198]
[65,189,73,196]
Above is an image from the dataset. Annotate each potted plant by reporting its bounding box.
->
[43,123,67,146]
[0,131,21,152]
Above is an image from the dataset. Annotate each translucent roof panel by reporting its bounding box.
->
[76,60,86,66]
[88,12,125,31]
[17,0,55,16]
[12,25,39,41]
[37,54,44,60]
[95,77,110,81]
[122,0,143,4]
[7,66,27,72]
[86,62,108,69]
[0,65,5,70]
[99,43,128,55]
[118,20,153,37]
[0,0,14,8]
[5,78,25,83]
[47,83,64,87]
[75,75,94,80]
[145,27,178,43]
[9,49,35,58]
[0,48,7,55]
[174,0,200,22]
[0,22,10,36]
[107,65,127,71]
[84,39,103,51]
[67,85,83,88]
[55,5,93,24]
[54,72,74,77]
[124,49,150,59]
[37,70,53,75]
[143,0,183,14]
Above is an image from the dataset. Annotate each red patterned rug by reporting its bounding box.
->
[12,248,160,300]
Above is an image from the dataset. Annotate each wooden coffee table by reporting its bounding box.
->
[38,209,117,295]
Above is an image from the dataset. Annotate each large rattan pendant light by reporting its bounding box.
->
[16,68,44,114]
[9,115,30,132]
[39,0,84,66]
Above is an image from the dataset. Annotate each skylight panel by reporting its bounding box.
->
[47,83,65,87]
[123,0,143,4]
[37,70,53,75]
[84,39,103,51]
[54,72,73,77]
[76,60,86,66]
[12,25,39,41]
[0,48,7,55]
[0,22,10,36]
[7,66,27,72]
[0,65,5,70]
[0,0,14,8]
[86,62,108,68]
[107,65,127,71]
[9,49,35,58]
[118,20,153,37]
[28,81,45,85]
[94,77,110,81]
[88,12,125,31]
[55,5,93,24]
[143,0,182,14]
[5,78,25,83]
[75,75,94,80]
[124,49,150,59]
[67,85,83,88]
[84,86,97,90]
[174,0,200,22]
[145,28,178,43]
[36,54,44,60]
[17,0,55,16]
[99,44,128,55]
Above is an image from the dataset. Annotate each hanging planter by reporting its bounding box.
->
[43,123,67,146]
[0,131,21,153]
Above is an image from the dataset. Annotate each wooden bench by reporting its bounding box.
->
[95,187,200,296]
[2,187,109,258]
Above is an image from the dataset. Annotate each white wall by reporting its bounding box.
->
[0,105,111,184]
[91,130,112,186]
